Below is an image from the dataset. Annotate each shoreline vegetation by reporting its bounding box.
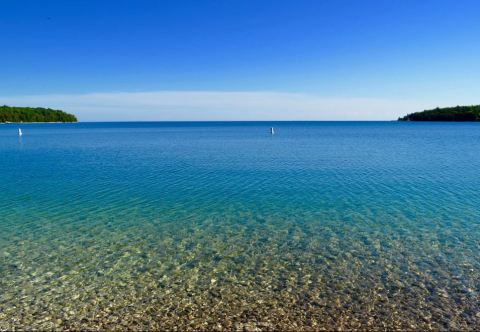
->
[0,105,77,123]
[399,105,480,121]
[2,104,480,123]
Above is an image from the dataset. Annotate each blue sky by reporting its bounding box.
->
[1,0,479,120]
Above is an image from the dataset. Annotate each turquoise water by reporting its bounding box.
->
[0,122,479,330]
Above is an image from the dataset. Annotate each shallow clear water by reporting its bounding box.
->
[0,121,479,330]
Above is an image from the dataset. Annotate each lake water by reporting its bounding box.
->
[0,122,479,330]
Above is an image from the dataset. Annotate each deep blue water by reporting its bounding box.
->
[0,122,479,329]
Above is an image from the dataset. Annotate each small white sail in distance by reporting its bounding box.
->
[18,128,22,136]
[270,127,275,135]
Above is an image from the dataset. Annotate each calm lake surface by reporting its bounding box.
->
[0,122,479,330]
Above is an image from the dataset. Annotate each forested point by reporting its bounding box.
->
[0,105,77,123]
[399,105,480,121]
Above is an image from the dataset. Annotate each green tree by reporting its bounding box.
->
[0,106,77,123]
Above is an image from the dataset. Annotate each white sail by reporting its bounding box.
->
[270,127,275,135]
[18,128,22,136]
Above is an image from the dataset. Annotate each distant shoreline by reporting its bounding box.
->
[0,106,77,123]
[399,105,480,121]
[4,120,480,124]
[3,120,480,124]
[1,121,77,124]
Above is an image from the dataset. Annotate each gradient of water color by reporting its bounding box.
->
[0,122,479,330]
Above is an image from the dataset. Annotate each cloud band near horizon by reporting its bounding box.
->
[0,91,437,121]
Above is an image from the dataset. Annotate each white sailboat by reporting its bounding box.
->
[270,127,275,135]
[18,128,22,136]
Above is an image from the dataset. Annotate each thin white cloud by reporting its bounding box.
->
[0,91,428,121]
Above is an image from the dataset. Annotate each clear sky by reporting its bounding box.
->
[1,0,479,121]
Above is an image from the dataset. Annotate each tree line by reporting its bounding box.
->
[399,105,480,121]
[0,105,77,123]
